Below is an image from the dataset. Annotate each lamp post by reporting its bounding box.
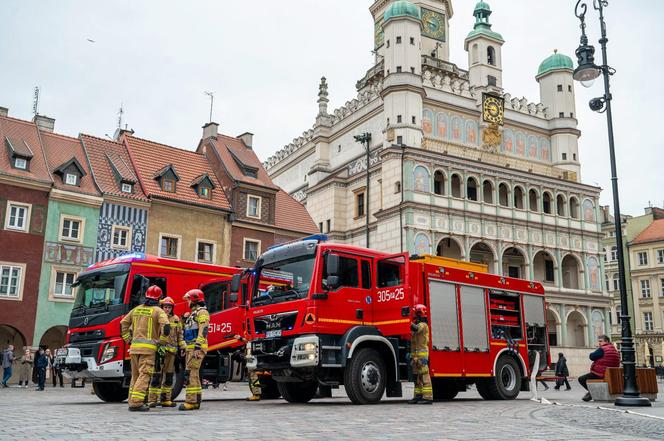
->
[572,0,650,407]
[354,132,372,248]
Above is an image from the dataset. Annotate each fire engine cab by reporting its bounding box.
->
[240,235,549,404]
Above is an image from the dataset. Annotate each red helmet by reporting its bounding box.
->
[160,296,175,306]
[183,289,204,303]
[145,285,163,300]
[413,304,428,317]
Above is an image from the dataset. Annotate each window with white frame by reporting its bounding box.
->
[197,241,215,264]
[610,246,618,261]
[111,225,131,250]
[160,234,180,259]
[65,173,78,185]
[53,270,76,298]
[60,217,82,242]
[657,249,664,264]
[14,157,27,170]
[121,183,133,193]
[637,251,648,266]
[247,195,261,219]
[243,239,260,261]
[0,263,23,299]
[641,279,651,298]
[612,274,619,292]
[5,202,30,232]
[643,312,654,331]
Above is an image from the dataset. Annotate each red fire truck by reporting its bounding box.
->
[238,235,549,404]
[57,253,270,402]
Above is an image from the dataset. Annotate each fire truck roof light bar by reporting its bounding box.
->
[267,234,328,251]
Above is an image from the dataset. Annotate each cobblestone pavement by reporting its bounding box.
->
[1,382,663,441]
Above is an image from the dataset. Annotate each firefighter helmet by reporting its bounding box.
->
[145,285,163,300]
[160,296,175,306]
[413,304,428,317]
[183,289,204,303]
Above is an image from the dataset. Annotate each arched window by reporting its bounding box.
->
[451,174,462,198]
[542,192,552,214]
[433,170,445,195]
[498,183,509,207]
[513,186,524,209]
[487,46,496,66]
[570,197,580,219]
[472,43,479,64]
[556,194,566,216]
[529,189,539,212]
[483,180,493,204]
[467,177,478,201]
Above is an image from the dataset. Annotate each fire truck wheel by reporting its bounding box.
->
[343,348,386,404]
[432,379,458,400]
[482,356,522,400]
[277,381,318,403]
[260,376,281,400]
[92,382,129,402]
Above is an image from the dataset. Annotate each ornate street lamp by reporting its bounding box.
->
[573,0,650,407]
[354,132,372,248]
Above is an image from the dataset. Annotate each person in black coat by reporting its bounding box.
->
[554,352,571,390]
[35,348,47,391]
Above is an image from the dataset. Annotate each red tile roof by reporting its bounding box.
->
[632,219,664,245]
[0,115,52,184]
[275,190,318,234]
[80,134,148,202]
[40,131,101,197]
[205,135,279,190]
[124,135,230,211]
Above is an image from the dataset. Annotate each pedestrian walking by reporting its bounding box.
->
[19,348,33,387]
[2,344,15,387]
[409,304,433,404]
[554,352,571,391]
[47,348,63,387]
[578,335,620,401]
[179,289,209,411]
[120,285,171,412]
[35,348,47,391]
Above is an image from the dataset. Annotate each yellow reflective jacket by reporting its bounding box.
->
[410,321,430,360]
[163,314,185,353]
[120,304,170,355]
[183,305,210,351]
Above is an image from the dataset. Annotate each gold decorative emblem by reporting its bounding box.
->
[482,93,504,126]
[482,123,502,149]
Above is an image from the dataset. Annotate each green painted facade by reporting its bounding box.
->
[33,197,100,346]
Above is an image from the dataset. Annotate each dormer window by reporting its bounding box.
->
[154,164,180,194]
[190,173,216,200]
[65,173,78,186]
[121,183,133,193]
[14,158,27,170]
[53,157,86,187]
[162,178,176,193]
[199,186,211,199]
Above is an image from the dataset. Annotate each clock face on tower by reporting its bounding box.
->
[482,94,505,125]
[421,8,446,42]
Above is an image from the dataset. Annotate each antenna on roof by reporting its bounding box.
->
[204,91,214,123]
[32,86,40,116]
[117,103,124,129]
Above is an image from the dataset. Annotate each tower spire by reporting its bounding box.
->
[317,76,329,116]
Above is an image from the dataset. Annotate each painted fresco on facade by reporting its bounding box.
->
[465,120,479,145]
[583,199,596,223]
[592,310,604,338]
[95,202,148,262]
[413,166,431,192]
[43,242,95,266]
[414,232,431,255]
[587,256,601,291]
[422,108,433,136]
[436,112,448,138]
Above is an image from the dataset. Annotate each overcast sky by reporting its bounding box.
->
[1,1,660,216]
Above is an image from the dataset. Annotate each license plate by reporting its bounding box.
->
[265,329,282,338]
[56,348,68,357]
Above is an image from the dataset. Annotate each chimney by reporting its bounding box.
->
[0,107,8,117]
[202,122,219,139]
[113,127,135,141]
[238,132,254,149]
[34,114,55,133]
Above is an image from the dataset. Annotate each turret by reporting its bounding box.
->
[464,1,504,91]
[381,0,424,148]
[536,50,580,178]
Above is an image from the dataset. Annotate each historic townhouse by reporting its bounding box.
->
[262,0,607,373]
[35,125,103,349]
[122,133,232,265]
[0,110,52,350]
[197,123,317,267]
[80,134,149,262]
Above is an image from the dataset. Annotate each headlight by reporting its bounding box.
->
[290,335,319,367]
[297,342,317,352]
[100,345,117,363]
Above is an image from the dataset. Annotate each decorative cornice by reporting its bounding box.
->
[49,188,103,208]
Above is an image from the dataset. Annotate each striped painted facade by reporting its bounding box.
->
[95,202,148,262]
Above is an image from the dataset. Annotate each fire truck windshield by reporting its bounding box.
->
[73,265,129,312]
[252,254,315,306]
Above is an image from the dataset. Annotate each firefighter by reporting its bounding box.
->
[147,296,185,408]
[409,304,433,404]
[179,289,210,411]
[233,334,261,401]
[120,285,170,412]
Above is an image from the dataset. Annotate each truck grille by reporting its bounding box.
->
[254,311,298,335]
[69,329,105,343]
[253,338,290,356]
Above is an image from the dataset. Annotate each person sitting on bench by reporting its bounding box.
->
[578,335,620,402]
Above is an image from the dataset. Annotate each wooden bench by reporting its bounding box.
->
[587,367,659,402]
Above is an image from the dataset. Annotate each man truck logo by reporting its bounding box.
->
[83,317,89,326]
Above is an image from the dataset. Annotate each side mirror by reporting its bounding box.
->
[326,254,339,276]
[138,275,150,296]
[325,275,340,291]
[230,274,241,295]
